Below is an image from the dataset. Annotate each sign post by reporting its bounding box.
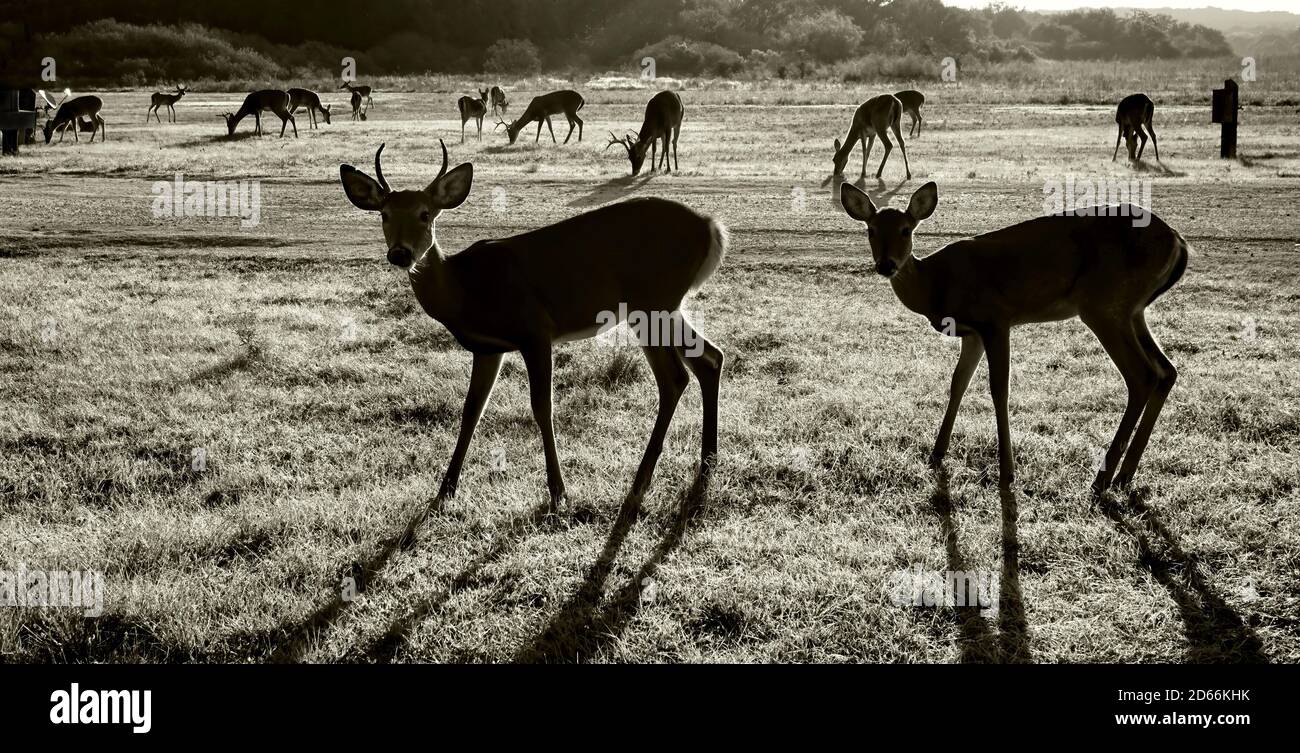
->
[1211,79,1239,159]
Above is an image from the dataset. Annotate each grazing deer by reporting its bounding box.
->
[895,89,925,137]
[829,94,910,183]
[219,90,298,138]
[457,88,489,142]
[43,96,105,143]
[839,181,1188,493]
[349,90,367,121]
[1113,93,1159,162]
[339,141,726,509]
[146,85,187,123]
[288,88,331,128]
[489,85,509,117]
[606,90,684,175]
[340,81,373,109]
[497,90,585,145]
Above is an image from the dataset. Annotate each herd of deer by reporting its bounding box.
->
[32,79,1179,513]
[336,85,1180,511]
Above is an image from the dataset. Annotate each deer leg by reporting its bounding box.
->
[1112,125,1123,161]
[892,119,911,179]
[521,343,566,509]
[574,113,583,141]
[876,131,892,179]
[1136,127,1148,160]
[861,134,873,179]
[563,116,575,144]
[461,115,467,143]
[287,112,297,138]
[1115,312,1177,489]
[1081,313,1155,494]
[438,352,504,501]
[145,107,152,124]
[980,326,1016,488]
[1145,119,1159,162]
[254,112,262,136]
[675,318,724,474]
[629,345,689,499]
[930,334,985,467]
[547,117,558,143]
[673,126,679,171]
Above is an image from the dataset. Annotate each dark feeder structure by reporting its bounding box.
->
[1211,78,1239,159]
[1,88,39,155]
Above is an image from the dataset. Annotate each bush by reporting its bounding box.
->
[778,10,865,63]
[633,37,744,77]
[484,39,542,75]
[39,20,282,84]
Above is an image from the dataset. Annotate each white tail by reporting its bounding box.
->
[606,90,684,176]
[1113,93,1158,162]
[339,142,726,508]
[840,181,1187,494]
[220,90,298,138]
[498,90,585,145]
[828,94,910,184]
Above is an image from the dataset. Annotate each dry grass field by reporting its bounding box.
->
[2,77,1298,663]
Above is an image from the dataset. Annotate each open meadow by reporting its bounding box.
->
[2,77,1299,663]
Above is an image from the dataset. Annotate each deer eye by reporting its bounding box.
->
[420,211,431,224]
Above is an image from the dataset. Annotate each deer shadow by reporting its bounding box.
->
[928,470,1032,663]
[1098,488,1267,663]
[511,469,711,663]
[266,496,446,663]
[360,501,556,663]
[567,174,654,209]
[1131,159,1185,177]
[825,174,906,207]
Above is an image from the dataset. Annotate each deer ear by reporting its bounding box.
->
[834,138,842,152]
[840,182,876,223]
[907,182,938,222]
[428,163,473,209]
[340,165,386,211]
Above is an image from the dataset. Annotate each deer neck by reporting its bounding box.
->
[407,239,461,325]
[888,253,937,320]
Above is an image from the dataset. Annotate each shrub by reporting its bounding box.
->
[778,10,865,63]
[484,39,542,75]
[633,37,744,77]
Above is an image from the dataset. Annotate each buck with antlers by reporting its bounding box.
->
[607,90,684,175]
[457,88,489,142]
[1113,93,1159,162]
[43,95,105,143]
[288,88,331,128]
[839,181,1188,493]
[219,90,298,137]
[498,90,585,144]
[146,85,187,123]
[895,89,925,137]
[340,81,373,109]
[828,94,910,183]
[489,85,508,117]
[339,141,726,509]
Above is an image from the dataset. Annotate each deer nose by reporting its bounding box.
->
[876,260,897,277]
[387,245,414,268]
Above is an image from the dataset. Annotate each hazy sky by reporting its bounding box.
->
[944,1,1297,10]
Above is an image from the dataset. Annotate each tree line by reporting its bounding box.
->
[0,0,1235,84]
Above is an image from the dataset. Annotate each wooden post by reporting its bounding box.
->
[1211,79,1239,159]
[0,89,39,156]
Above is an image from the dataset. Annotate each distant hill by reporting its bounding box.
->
[1114,7,1300,33]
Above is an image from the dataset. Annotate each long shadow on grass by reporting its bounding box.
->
[1099,489,1266,663]
[929,471,1032,663]
[511,471,710,663]
[359,501,554,663]
[567,174,653,209]
[266,497,445,663]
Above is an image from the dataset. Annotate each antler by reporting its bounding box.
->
[605,130,633,153]
[374,143,390,192]
[435,139,449,181]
